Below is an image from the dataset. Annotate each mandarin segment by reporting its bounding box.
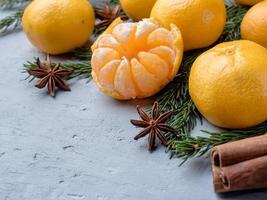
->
[95,34,120,50]
[131,59,160,96]
[138,52,170,83]
[98,60,121,92]
[149,46,176,70]
[134,20,159,52]
[114,59,137,99]
[91,48,120,76]
[91,18,184,100]
[147,28,176,48]
[112,23,137,44]
[135,19,158,41]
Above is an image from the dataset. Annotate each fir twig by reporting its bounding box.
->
[218,5,249,42]
[0,10,23,33]
[109,0,119,5]
[71,47,92,60]
[0,0,28,34]
[0,0,29,9]
[156,50,203,139]
[169,121,267,165]
[23,60,92,80]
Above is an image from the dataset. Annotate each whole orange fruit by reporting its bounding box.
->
[189,40,267,129]
[22,0,95,55]
[241,0,267,48]
[150,0,226,51]
[91,18,184,100]
[120,0,157,21]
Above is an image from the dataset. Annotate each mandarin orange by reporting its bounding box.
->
[22,0,95,55]
[241,0,267,48]
[189,40,267,129]
[91,18,184,100]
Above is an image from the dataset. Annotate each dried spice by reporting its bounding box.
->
[131,102,175,152]
[27,55,73,97]
[95,1,128,33]
[211,135,267,192]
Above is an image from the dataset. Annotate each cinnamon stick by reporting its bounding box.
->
[219,156,267,192]
[211,164,225,193]
[211,135,267,192]
[212,135,267,167]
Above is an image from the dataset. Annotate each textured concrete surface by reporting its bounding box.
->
[1,6,267,200]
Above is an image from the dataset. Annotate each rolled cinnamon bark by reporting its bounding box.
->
[211,135,267,167]
[218,155,267,192]
[211,164,226,192]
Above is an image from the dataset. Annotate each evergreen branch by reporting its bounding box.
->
[156,50,203,139]
[169,121,267,165]
[218,5,249,42]
[109,0,119,5]
[71,47,92,60]
[22,37,94,82]
[23,61,92,80]
[0,0,29,9]
[0,10,23,33]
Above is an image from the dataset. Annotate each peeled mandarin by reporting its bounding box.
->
[189,40,267,129]
[91,18,184,100]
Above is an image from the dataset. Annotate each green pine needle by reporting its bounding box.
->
[109,0,119,5]
[23,60,92,80]
[0,0,29,9]
[219,5,249,42]
[0,10,23,33]
[0,0,28,34]
[169,121,267,165]
[71,47,92,60]
[156,50,203,139]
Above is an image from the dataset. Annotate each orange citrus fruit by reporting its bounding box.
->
[22,0,95,55]
[241,0,267,48]
[189,40,267,129]
[91,18,184,100]
[150,0,226,51]
[237,0,263,5]
[120,0,157,21]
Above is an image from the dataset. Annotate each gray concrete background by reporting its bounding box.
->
[1,1,267,199]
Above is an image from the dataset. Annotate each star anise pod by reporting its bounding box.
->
[95,1,128,32]
[27,54,73,97]
[131,102,176,152]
